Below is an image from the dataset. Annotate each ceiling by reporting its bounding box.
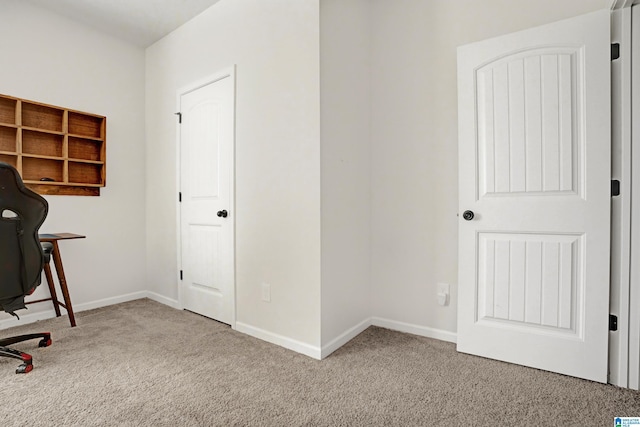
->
[24,0,222,48]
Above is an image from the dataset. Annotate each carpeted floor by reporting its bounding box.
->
[0,298,638,426]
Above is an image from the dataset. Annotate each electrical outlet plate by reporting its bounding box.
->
[437,283,450,306]
[437,283,450,295]
[261,283,271,302]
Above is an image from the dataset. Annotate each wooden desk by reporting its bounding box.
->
[34,233,85,327]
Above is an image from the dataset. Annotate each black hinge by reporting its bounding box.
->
[612,180,620,197]
[610,314,618,331]
[180,270,183,281]
[179,192,182,202]
[175,112,182,123]
[612,43,620,60]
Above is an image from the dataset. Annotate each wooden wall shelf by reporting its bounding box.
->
[0,94,106,196]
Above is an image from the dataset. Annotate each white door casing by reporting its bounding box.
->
[457,10,611,382]
[178,69,235,326]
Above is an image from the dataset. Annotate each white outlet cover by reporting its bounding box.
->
[437,283,450,306]
[437,283,450,295]
[261,283,271,302]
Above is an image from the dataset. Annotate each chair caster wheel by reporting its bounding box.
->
[16,363,33,374]
[38,338,52,347]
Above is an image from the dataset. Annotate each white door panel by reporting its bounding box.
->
[477,48,580,197]
[457,10,610,382]
[179,72,235,325]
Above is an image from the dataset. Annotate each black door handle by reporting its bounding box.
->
[217,210,228,218]
[462,210,474,221]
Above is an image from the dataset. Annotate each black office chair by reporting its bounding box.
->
[0,162,52,373]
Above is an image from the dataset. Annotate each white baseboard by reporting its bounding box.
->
[371,316,457,343]
[321,318,371,359]
[145,291,181,309]
[234,317,455,361]
[71,291,149,313]
[0,291,180,330]
[235,321,322,360]
[0,307,58,330]
[1,293,457,356]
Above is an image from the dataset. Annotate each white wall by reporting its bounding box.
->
[145,0,322,349]
[370,0,609,335]
[319,0,372,351]
[0,0,147,326]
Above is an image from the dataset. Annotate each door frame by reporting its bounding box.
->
[175,66,237,329]
[610,0,640,390]
[629,1,640,391]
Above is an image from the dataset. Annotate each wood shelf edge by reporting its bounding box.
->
[23,180,104,188]
[25,183,101,196]
[19,154,104,165]
[68,158,104,165]
[68,133,104,142]
[21,126,65,135]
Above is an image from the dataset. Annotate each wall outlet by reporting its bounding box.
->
[261,282,271,302]
[437,283,450,306]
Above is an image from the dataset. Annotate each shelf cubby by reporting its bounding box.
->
[0,97,16,125]
[69,112,103,139]
[68,136,102,162]
[22,130,64,158]
[0,154,17,168]
[0,126,17,152]
[22,157,64,182]
[22,102,64,132]
[69,161,103,185]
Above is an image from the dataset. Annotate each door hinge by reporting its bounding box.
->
[180,270,183,281]
[179,192,182,202]
[612,180,620,197]
[609,314,618,331]
[175,112,182,123]
[612,43,620,61]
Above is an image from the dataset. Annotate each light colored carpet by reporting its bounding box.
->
[0,298,637,426]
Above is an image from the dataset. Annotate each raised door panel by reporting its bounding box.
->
[478,232,581,336]
[477,48,582,198]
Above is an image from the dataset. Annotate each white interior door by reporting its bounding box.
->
[179,70,235,325]
[457,10,611,382]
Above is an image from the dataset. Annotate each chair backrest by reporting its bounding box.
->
[0,162,48,315]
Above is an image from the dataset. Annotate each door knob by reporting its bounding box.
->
[217,210,228,218]
[462,210,474,221]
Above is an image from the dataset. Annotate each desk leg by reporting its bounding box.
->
[50,241,77,327]
[43,263,61,317]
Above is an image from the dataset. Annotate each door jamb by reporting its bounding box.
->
[628,2,640,390]
[610,0,640,390]
[610,4,632,388]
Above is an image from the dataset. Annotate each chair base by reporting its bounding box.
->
[0,333,51,374]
